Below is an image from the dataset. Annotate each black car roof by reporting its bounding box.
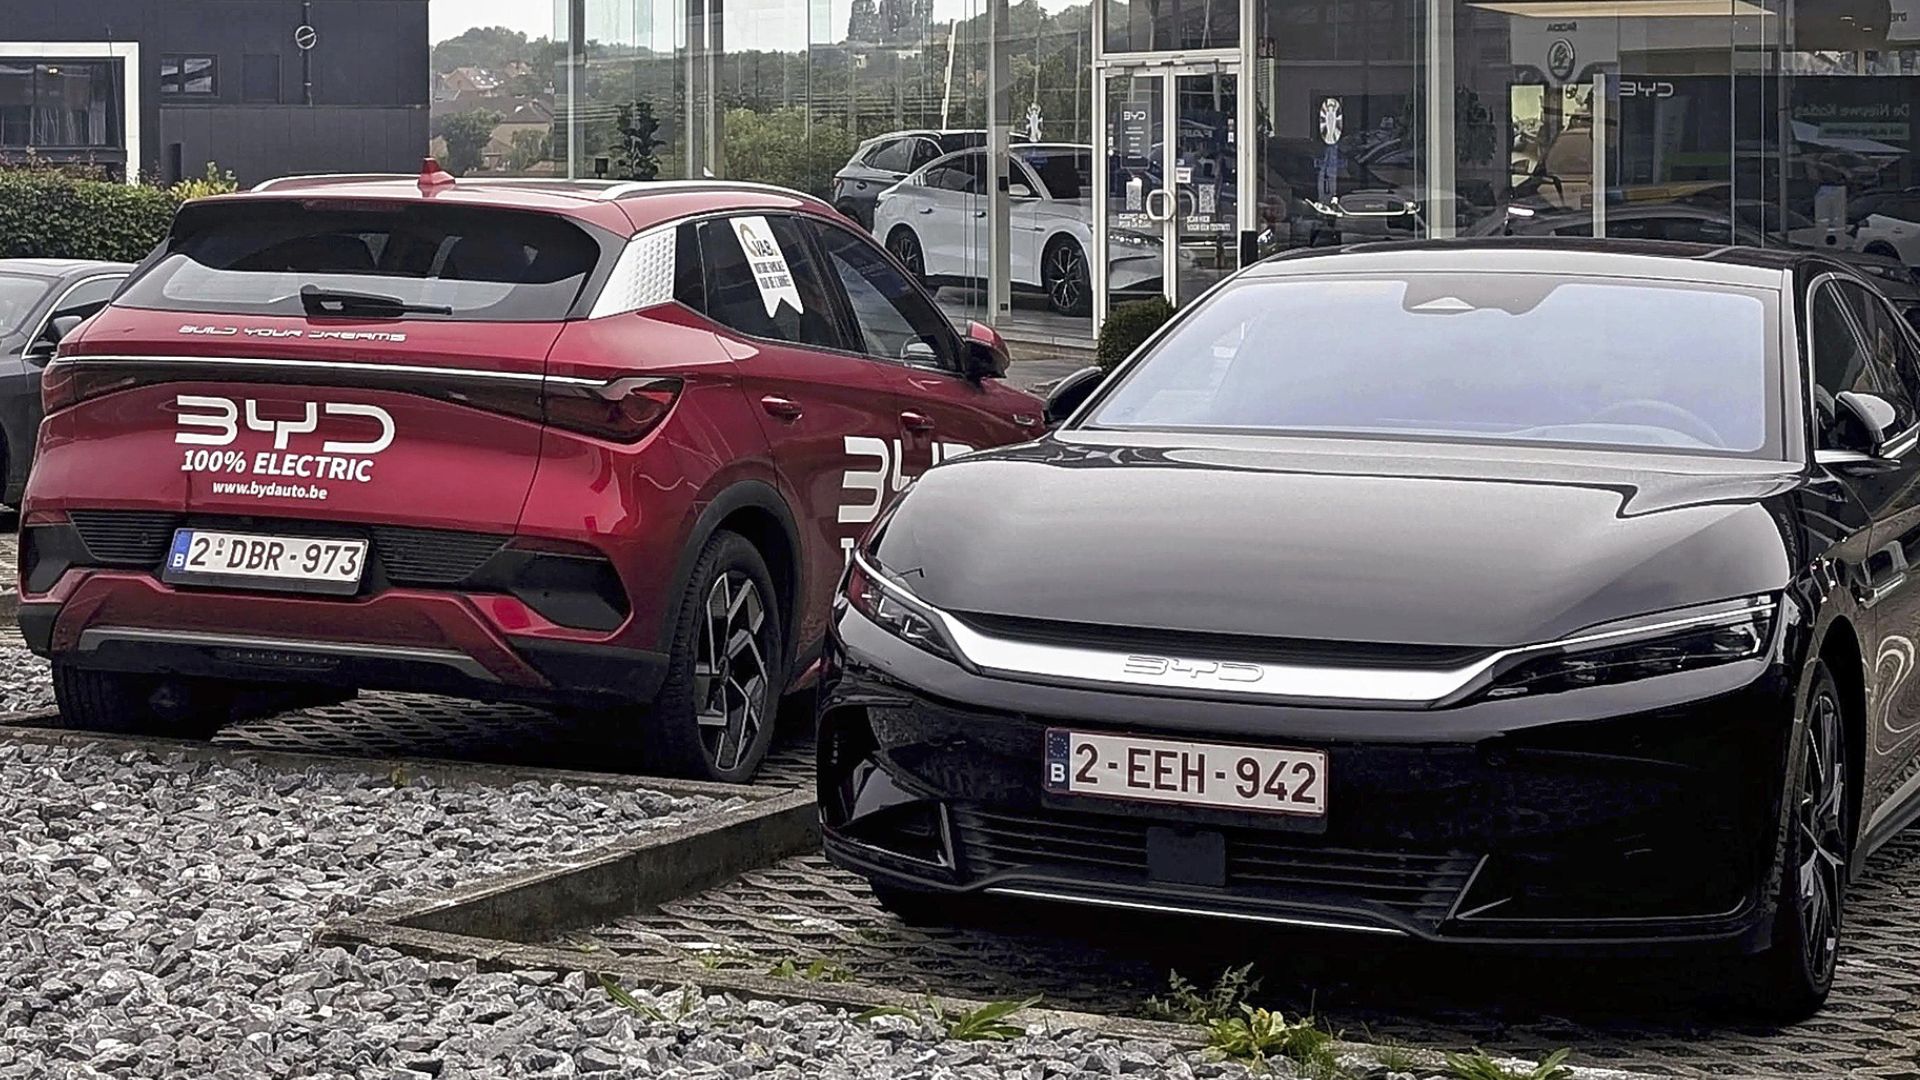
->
[1250,238,1816,288]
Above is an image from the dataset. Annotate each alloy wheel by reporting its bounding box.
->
[692,571,771,773]
[890,231,925,279]
[1046,242,1087,313]
[1798,685,1847,981]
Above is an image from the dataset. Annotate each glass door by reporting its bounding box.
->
[1103,69,1168,319]
[1100,62,1242,319]
[1172,70,1239,303]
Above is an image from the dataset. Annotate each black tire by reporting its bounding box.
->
[643,529,785,782]
[887,227,930,288]
[869,883,960,928]
[1747,659,1849,1022]
[51,663,233,740]
[1042,236,1091,317]
[1863,242,1902,262]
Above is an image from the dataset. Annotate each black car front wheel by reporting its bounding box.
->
[1749,659,1849,1021]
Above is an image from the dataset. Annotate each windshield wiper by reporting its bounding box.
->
[299,285,452,318]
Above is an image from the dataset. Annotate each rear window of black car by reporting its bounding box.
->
[115,201,601,321]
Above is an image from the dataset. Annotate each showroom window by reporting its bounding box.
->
[160,55,218,96]
[0,61,121,148]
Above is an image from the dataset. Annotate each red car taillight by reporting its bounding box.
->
[544,376,681,442]
[42,356,682,445]
[41,359,156,414]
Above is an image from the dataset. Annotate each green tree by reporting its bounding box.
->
[720,107,855,198]
[616,101,666,181]
[441,110,502,175]
[508,130,552,172]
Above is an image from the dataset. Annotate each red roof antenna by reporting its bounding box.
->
[418,156,455,191]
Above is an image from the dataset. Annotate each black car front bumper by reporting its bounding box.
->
[820,608,1797,951]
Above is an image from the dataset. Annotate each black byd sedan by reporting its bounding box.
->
[819,239,1920,1020]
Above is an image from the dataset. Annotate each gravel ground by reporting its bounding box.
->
[0,737,1314,1080]
[1,639,53,714]
[0,738,734,1078]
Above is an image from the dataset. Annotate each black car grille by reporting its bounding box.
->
[949,806,1481,929]
[367,526,509,586]
[65,511,507,588]
[69,510,179,565]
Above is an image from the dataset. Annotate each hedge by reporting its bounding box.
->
[1095,296,1177,370]
[0,169,183,263]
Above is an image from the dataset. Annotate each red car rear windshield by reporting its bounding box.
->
[116,201,602,322]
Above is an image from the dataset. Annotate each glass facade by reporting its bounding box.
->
[554,0,1920,342]
[0,61,123,149]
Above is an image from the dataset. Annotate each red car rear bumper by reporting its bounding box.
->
[19,568,669,707]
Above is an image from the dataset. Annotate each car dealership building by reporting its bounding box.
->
[2,0,428,186]
[549,0,1920,340]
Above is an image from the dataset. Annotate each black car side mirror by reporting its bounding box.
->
[25,314,84,361]
[1836,390,1907,457]
[1044,365,1106,426]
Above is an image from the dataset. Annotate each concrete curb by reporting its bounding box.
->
[325,913,1214,1046]
[320,917,1665,1080]
[0,718,776,803]
[1004,334,1095,365]
[390,786,819,940]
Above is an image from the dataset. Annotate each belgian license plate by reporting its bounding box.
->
[1044,729,1328,817]
[163,529,366,595]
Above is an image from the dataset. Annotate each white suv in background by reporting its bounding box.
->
[831,130,1030,230]
[872,143,1163,317]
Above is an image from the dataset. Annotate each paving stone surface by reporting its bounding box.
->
[576,846,1920,1078]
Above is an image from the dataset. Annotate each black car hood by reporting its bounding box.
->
[871,434,1802,649]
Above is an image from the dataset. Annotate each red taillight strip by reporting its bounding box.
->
[42,354,679,444]
[50,354,604,388]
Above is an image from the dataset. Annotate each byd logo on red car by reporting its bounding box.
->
[175,394,395,485]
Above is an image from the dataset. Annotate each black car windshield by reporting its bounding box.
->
[1087,274,1778,456]
[115,201,601,322]
[0,274,49,334]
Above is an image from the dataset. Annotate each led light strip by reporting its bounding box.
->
[852,551,1772,707]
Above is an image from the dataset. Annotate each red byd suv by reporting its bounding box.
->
[19,164,1045,780]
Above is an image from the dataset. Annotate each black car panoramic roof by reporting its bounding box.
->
[1251,238,1812,288]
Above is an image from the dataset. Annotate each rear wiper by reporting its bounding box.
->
[299,285,452,318]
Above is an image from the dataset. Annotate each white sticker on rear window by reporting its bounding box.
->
[733,215,804,317]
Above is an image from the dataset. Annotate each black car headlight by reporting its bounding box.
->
[1482,596,1777,699]
[843,551,960,663]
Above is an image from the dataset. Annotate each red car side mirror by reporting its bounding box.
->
[963,320,1011,380]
